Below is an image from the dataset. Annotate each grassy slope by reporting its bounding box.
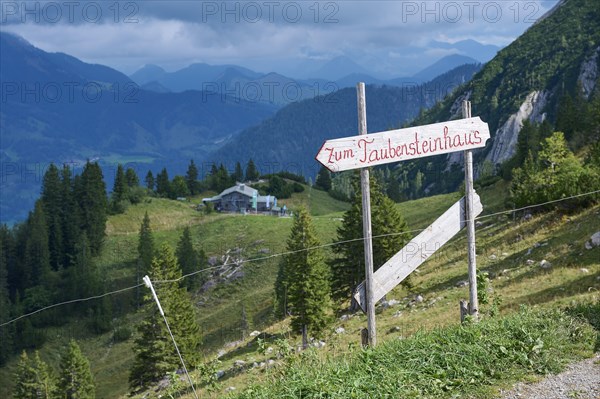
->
[164,181,599,398]
[1,182,598,399]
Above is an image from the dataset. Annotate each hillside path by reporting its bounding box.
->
[498,353,600,399]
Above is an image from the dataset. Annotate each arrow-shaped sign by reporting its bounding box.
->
[353,192,483,312]
[315,117,490,172]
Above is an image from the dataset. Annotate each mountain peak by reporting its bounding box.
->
[413,54,479,81]
[312,56,371,81]
[0,31,33,48]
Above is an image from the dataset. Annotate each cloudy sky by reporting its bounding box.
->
[1,0,560,77]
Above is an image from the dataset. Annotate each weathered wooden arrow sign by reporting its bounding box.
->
[353,192,483,312]
[315,117,490,172]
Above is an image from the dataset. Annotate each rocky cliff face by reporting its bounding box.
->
[486,91,548,165]
[579,46,599,99]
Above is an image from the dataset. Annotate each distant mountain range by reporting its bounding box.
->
[281,39,499,79]
[129,54,480,106]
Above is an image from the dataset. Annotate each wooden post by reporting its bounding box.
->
[462,101,479,320]
[361,328,369,347]
[357,82,376,347]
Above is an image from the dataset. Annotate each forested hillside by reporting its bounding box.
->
[209,64,481,177]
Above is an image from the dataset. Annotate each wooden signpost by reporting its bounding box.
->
[315,83,490,347]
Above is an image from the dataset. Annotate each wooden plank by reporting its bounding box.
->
[357,82,377,347]
[315,117,490,172]
[463,100,479,320]
[354,193,483,312]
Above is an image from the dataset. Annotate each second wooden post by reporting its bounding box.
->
[357,82,377,346]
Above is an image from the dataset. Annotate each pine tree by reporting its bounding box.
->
[129,244,202,391]
[170,176,190,199]
[245,159,259,182]
[216,164,232,192]
[137,212,154,280]
[155,168,171,198]
[315,166,332,191]
[24,201,52,287]
[14,351,56,399]
[185,160,199,195]
[66,233,97,303]
[112,164,127,204]
[331,174,410,304]
[58,340,95,399]
[278,208,331,347]
[233,161,244,182]
[175,227,201,290]
[1,223,16,297]
[125,168,139,188]
[61,165,80,268]
[386,178,402,202]
[75,161,107,256]
[0,233,13,365]
[371,189,410,281]
[145,170,155,192]
[274,258,290,319]
[208,163,219,191]
[128,306,171,392]
[41,163,64,271]
[110,165,128,214]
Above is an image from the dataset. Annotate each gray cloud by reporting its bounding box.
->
[0,0,559,76]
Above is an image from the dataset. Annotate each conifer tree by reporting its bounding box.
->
[58,340,95,399]
[315,166,332,191]
[76,161,107,256]
[12,223,30,295]
[125,168,139,188]
[129,244,201,391]
[170,176,190,199]
[175,227,201,290]
[25,201,51,287]
[14,351,56,399]
[274,259,288,319]
[233,161,244,182]
[110,165,128,214]
[277,208,331,347]
[0,236,13,365]
[137,212,154,281]
[61,165,80,267]
[112,164,127,204]
[145,170,155,192]
[41,163,64,271]
[0,223,16,296]
[128,306,170,392]
[185,160,199,195]
[216,164,232,192]
[245,159,259,182]
[386,178,402,202]
[331,174,410,304]
[67,233,98,302]
[155,168,170,197]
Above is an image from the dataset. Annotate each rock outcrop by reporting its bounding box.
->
[486,91,548,165]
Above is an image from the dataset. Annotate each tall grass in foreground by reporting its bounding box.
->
[235,305,598,399]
